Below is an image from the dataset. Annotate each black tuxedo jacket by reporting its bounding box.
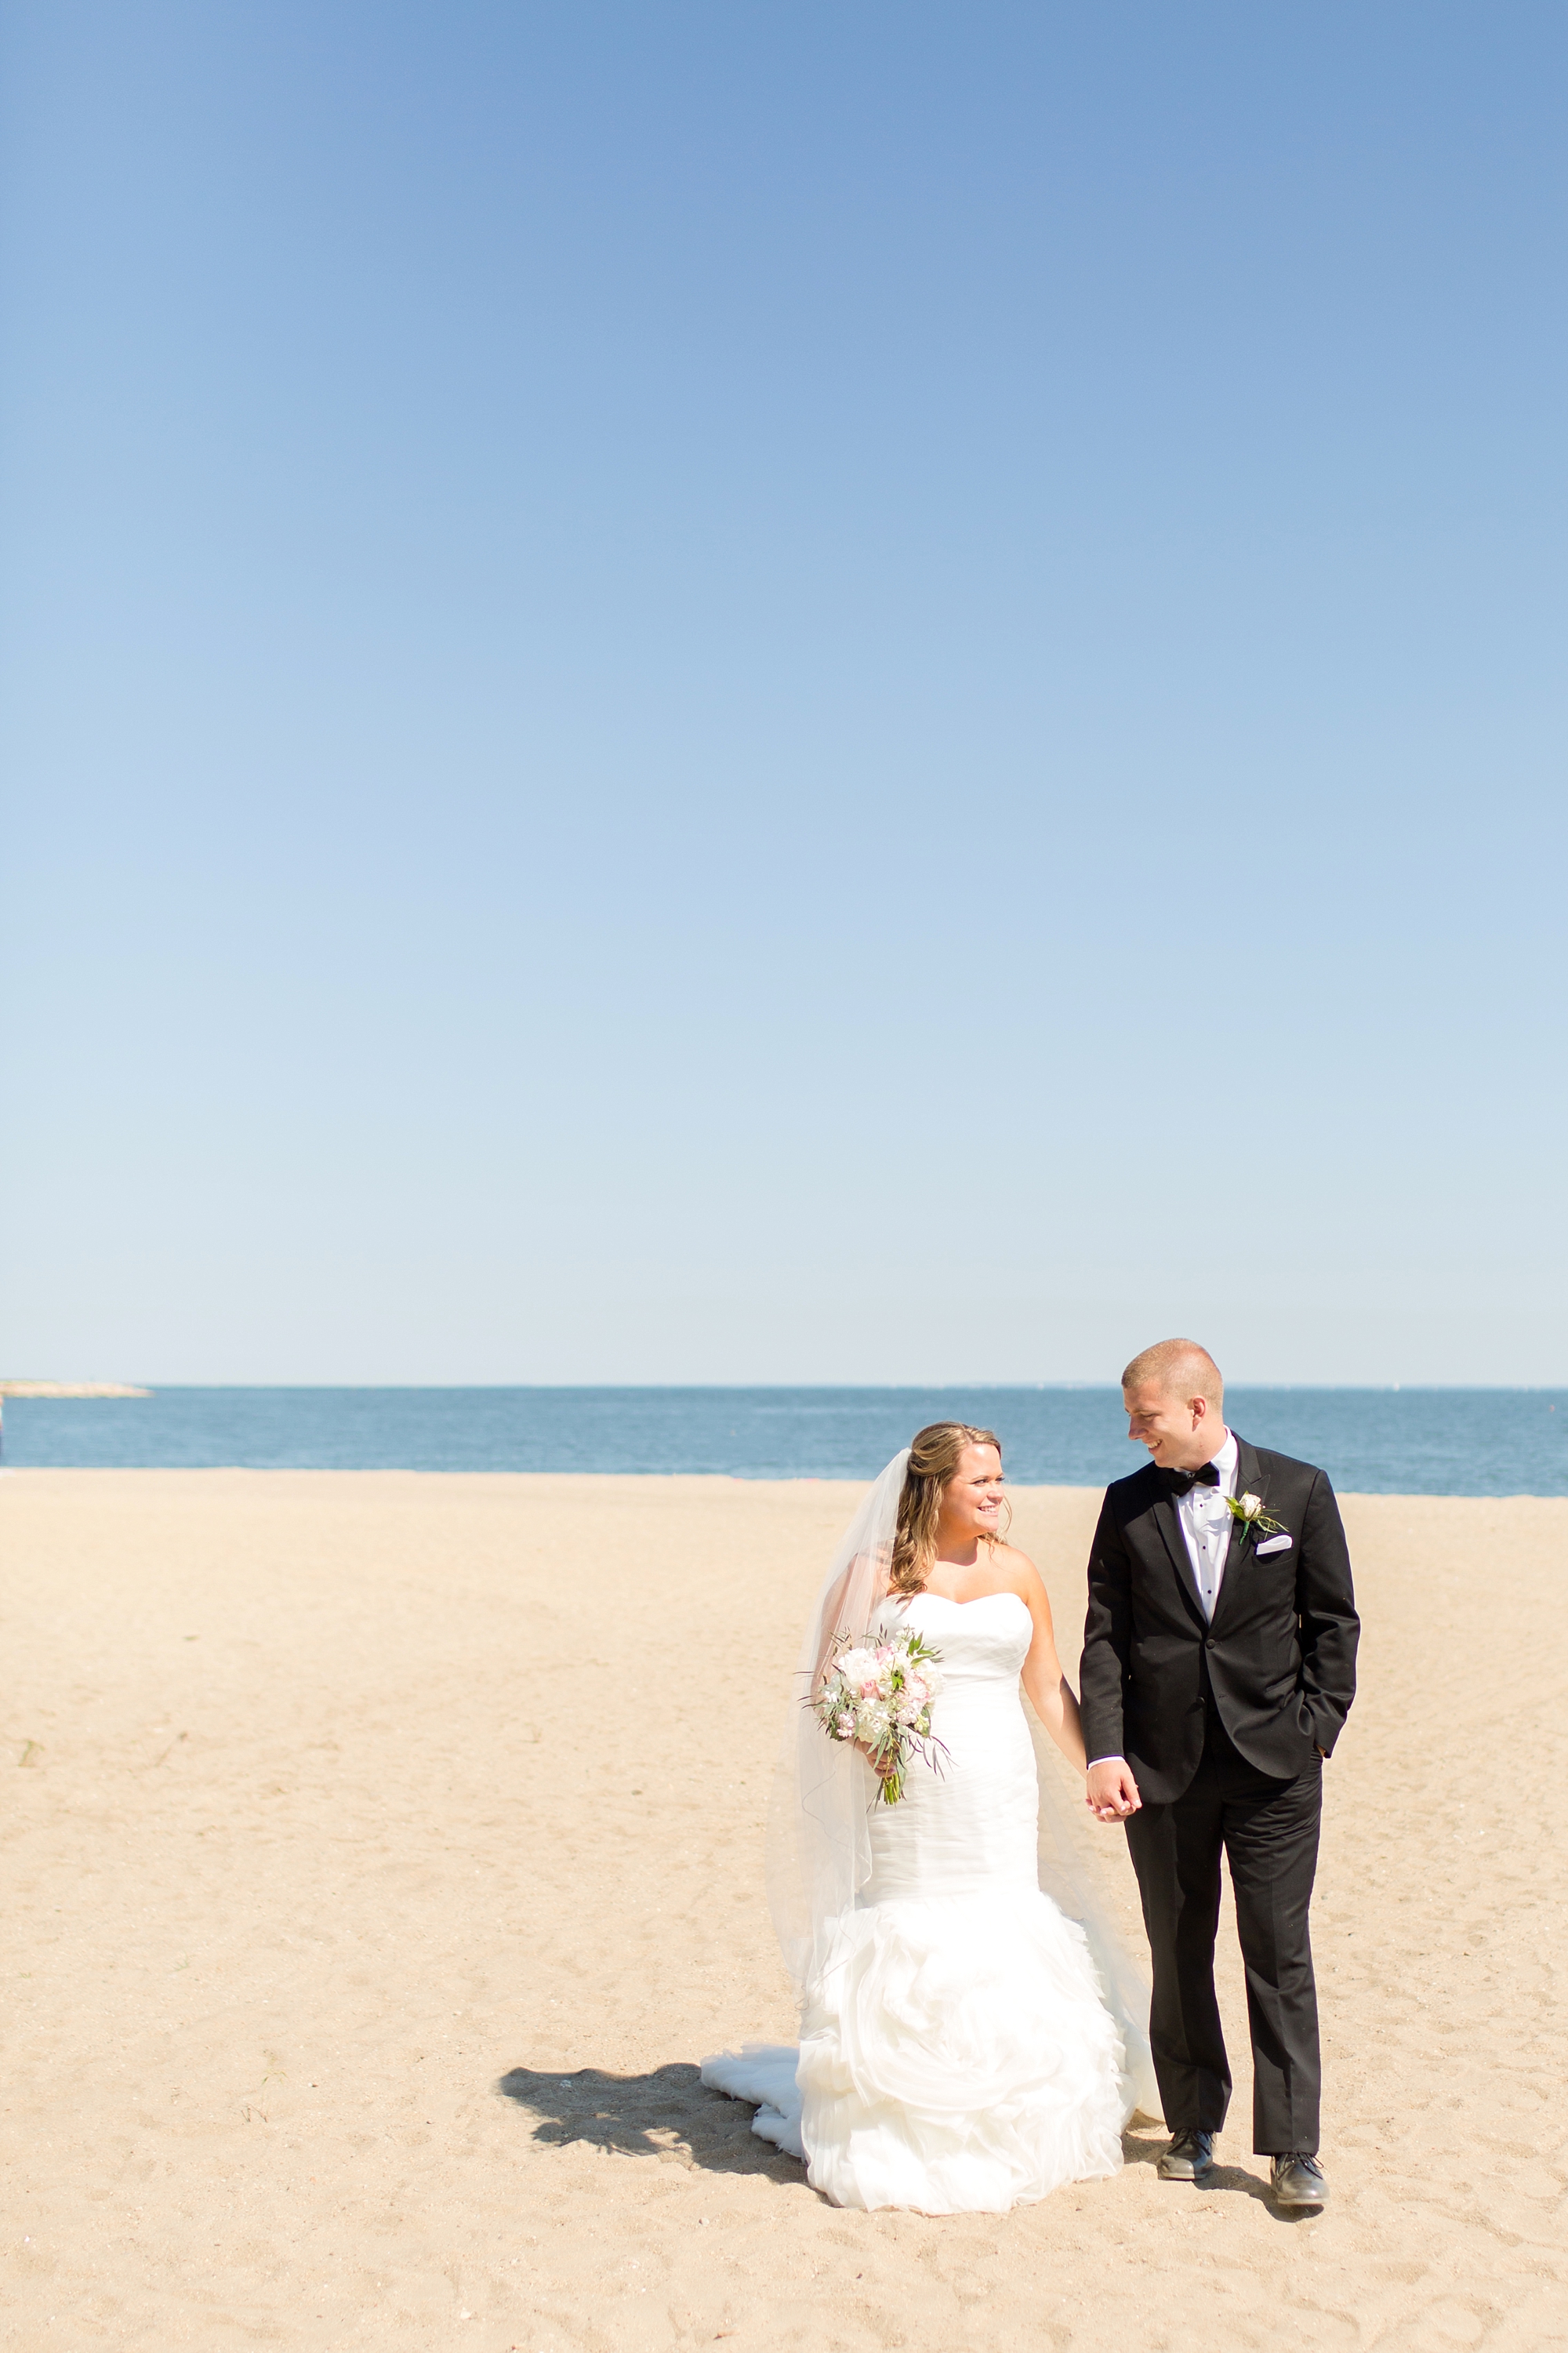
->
[1080,1436,1359,1804]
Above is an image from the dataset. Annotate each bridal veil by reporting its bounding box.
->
[764,1448,911,1992]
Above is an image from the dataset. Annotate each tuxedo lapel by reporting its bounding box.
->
[1147,1477,1208,1624]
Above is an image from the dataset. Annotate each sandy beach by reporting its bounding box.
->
[2,1469,1563,2352]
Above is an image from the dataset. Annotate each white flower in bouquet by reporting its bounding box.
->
[811,1624,948,1806]
[835,1647,881,1694]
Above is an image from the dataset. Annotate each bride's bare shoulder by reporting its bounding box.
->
[989,1540,1044,1592]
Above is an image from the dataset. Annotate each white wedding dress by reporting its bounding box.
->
[703,1592,1131,2213]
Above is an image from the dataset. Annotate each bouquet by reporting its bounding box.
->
[812,1626,946,1805]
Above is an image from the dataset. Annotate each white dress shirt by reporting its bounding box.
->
[1087,1427,1236,1771]
[1178,1428,1239,1622]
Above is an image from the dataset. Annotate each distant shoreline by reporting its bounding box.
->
[0,1382,151,1399]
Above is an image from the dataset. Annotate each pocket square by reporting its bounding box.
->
[1254,1532,1293,1555]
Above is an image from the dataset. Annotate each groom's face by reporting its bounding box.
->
[1123,1382,1218,1469]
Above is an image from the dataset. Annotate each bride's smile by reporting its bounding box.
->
[936,1450,1006,1547]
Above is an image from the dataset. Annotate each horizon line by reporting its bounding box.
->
[9,1380,1566,1396]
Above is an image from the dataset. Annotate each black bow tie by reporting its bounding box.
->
[1163,1462,1221,1496]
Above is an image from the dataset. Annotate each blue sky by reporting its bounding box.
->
[2,2,1563,1384]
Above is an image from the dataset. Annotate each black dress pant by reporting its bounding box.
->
[1124,1705,1323,2155]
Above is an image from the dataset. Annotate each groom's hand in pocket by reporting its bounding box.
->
[1086,1759,1141,1821]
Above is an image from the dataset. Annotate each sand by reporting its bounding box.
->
[1,1469,1564,2352]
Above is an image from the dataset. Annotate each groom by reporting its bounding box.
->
[1079,1340,1359,2212]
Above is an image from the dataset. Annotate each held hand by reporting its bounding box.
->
[858,1741,898,1781]
[1085,1759,1141,1821]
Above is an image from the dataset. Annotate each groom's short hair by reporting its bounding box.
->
[1121,1338,1224,1409]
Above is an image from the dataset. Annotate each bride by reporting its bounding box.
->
[703,1423,1156,2214]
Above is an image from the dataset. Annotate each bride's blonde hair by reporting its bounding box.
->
[888,1422,1008,1596]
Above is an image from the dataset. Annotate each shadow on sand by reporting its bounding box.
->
[496,2062,802,2181]
[1121,2126,1306,2219]
[500,2079,1307,2214]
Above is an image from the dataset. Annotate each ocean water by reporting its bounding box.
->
[2,1385,1564,1495]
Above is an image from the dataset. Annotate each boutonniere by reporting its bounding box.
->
[1225,1491,1286,1539]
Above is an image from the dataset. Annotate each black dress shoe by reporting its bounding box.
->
[1158,2129,1215,2181]
[1270,2152,1327,2210]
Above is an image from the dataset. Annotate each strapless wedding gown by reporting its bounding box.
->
[703,1592,1130,2213]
